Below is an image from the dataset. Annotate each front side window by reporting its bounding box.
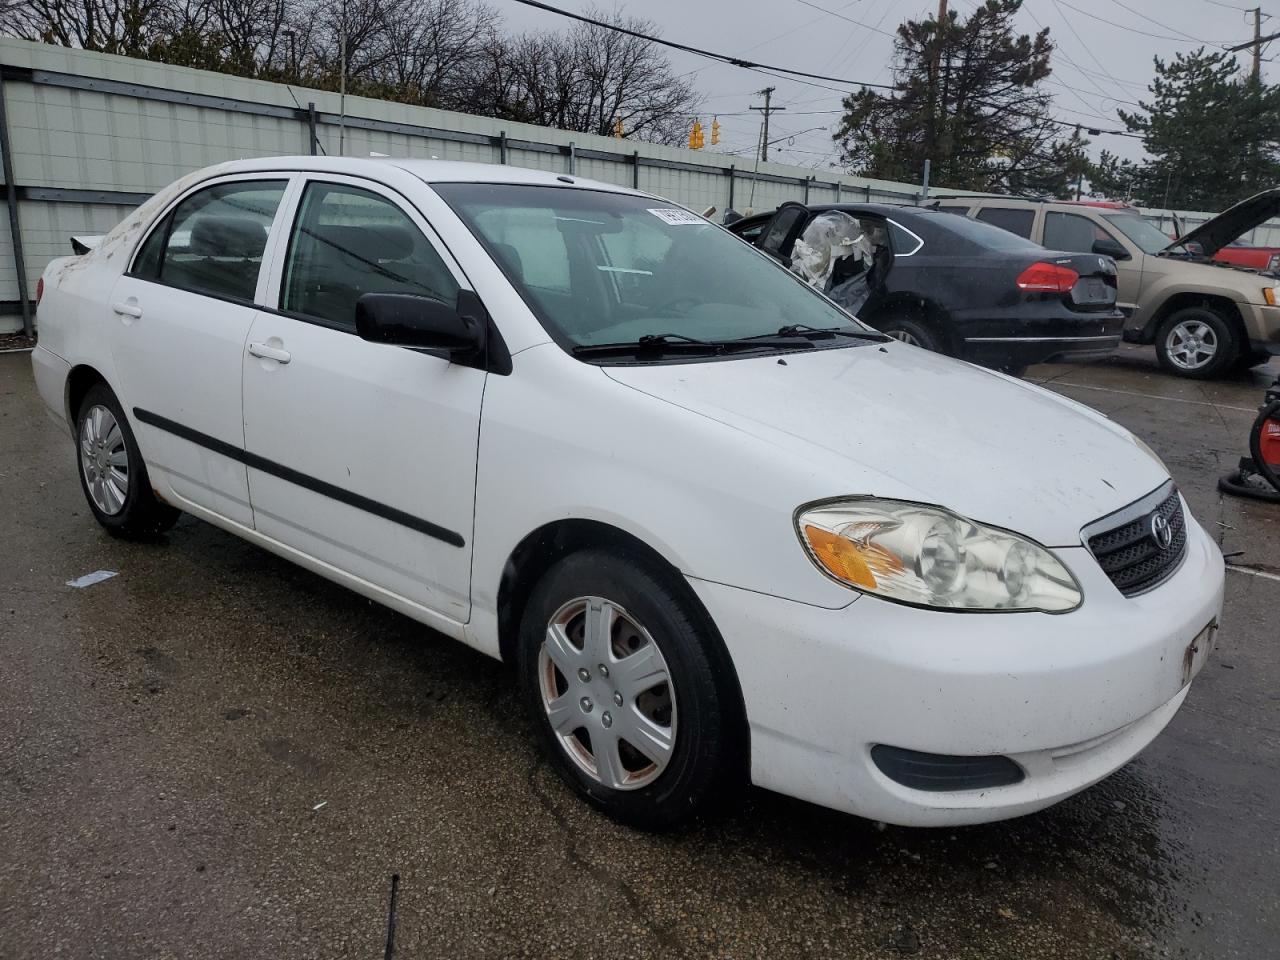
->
[975,206,1035,239]
[434,183,873,354]
[134,179,287,301]
[281,182,459,330]
[1104,213,1174,255]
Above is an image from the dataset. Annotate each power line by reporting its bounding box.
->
[789,0,900,38]
[506,0,1144,140]
[1109,0,1206,43]
[507,0,896,91]
[1055,0,1235,44]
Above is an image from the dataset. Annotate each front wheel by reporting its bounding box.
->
[517,549,743,829]
[75,383,180,537]
[879,314,944,353]
[1155,306,1238,379]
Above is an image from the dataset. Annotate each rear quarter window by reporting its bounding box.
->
[975,207,1036,239]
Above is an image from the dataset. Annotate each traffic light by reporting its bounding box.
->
[613,118,624,139]
[711,117,720,145]
[689,119,704,150]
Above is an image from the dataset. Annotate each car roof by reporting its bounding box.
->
[199,155,641,194]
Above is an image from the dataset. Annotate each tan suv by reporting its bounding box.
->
[934,192,1280,378]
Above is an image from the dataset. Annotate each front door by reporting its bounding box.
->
[108,176,290,527]
[242,175,484,621]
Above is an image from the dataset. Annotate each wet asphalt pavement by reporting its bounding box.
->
[1,346,1278,960]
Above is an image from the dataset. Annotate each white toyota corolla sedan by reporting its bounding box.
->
[31,157,1224,829]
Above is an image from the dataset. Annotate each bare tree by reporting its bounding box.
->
[2,0,702,145]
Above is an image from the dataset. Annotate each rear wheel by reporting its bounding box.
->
[1155,306,1238,379]
[517,549,742,829]
[75,384,179,537]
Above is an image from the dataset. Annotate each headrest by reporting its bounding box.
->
[189,216,267,258]
[320,223,415,262]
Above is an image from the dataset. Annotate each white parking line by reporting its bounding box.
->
[1227,564,1280,583]
[1030,379,1258,413]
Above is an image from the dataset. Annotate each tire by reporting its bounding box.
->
[517,548,743,830]
[1155,306,1238,379]
[879,314,944,353]
[75,383,180,538]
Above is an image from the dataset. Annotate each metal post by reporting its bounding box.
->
[803,176,812,204]
[920,158,931,204]
[499,131,507,165]
[728,165,735,211]
[865,184,871,202]
[568,142,576,175]
[835,181,842,202]
[307,102,318,155]
[0,74,32,337]
[632,151,640,189]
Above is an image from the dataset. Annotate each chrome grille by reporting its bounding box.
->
[1084,482,1187,597]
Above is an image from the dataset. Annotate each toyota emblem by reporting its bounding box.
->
[1150,513,1173,550]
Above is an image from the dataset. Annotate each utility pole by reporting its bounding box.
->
[338,0,347,156]
[749,87,784,162]
[1252,6,1262,82]
[926,0,947,169]
[1227,9,1278,83]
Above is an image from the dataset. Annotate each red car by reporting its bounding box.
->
[1213,244,1280,272]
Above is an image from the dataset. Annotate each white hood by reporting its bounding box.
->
[604,343,1168,546]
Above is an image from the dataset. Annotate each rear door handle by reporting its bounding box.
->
[248,341,291,364]
[112,301,143,319]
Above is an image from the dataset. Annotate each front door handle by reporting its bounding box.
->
[112,301,143,319]
[248,341,291,364]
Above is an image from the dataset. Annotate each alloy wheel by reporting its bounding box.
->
[80,404,130,516]
[1165,319,1218,372]
[887,329,922,347]
[538,596,677,790]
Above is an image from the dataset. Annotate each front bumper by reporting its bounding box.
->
[689,510,1224,827]
[1240,302,1280,354]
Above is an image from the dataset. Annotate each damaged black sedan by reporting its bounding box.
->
[729,202,1123,375]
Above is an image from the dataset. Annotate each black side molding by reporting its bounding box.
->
[132,408,466,548]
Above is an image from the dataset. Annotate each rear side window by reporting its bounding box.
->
[975,207,1035,239]
[1043,212,1110,253]
[281,182,459,330]
[133,180,287,302]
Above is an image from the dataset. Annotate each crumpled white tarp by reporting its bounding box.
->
[789,211,875,288]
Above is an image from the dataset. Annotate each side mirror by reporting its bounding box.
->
[1092,237,1131,261]
[355,291,487,354]
[1183,241,1206,259]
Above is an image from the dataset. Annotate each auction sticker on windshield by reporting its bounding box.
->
[648,208,704,225]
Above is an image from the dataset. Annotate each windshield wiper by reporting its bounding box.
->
[740,323,889,343]
[572,331,814,358]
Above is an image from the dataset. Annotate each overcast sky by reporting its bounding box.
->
[500,0,1275,179]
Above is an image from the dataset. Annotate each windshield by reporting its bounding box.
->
[1102,213,1172,255]
[433,183,870,354]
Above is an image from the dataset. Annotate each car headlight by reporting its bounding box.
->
[796,499,1082,612]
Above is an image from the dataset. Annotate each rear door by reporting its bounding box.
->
[108,175,291,526]
[242,174,483,622]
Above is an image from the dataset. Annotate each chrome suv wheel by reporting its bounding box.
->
[1155,306,1237,380]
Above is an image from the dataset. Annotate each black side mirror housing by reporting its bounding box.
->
[355,291,487,355]
[1092,237,1131,261]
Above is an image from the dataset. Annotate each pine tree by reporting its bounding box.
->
[832,0,1078,195]
[1114,48,1280,210]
